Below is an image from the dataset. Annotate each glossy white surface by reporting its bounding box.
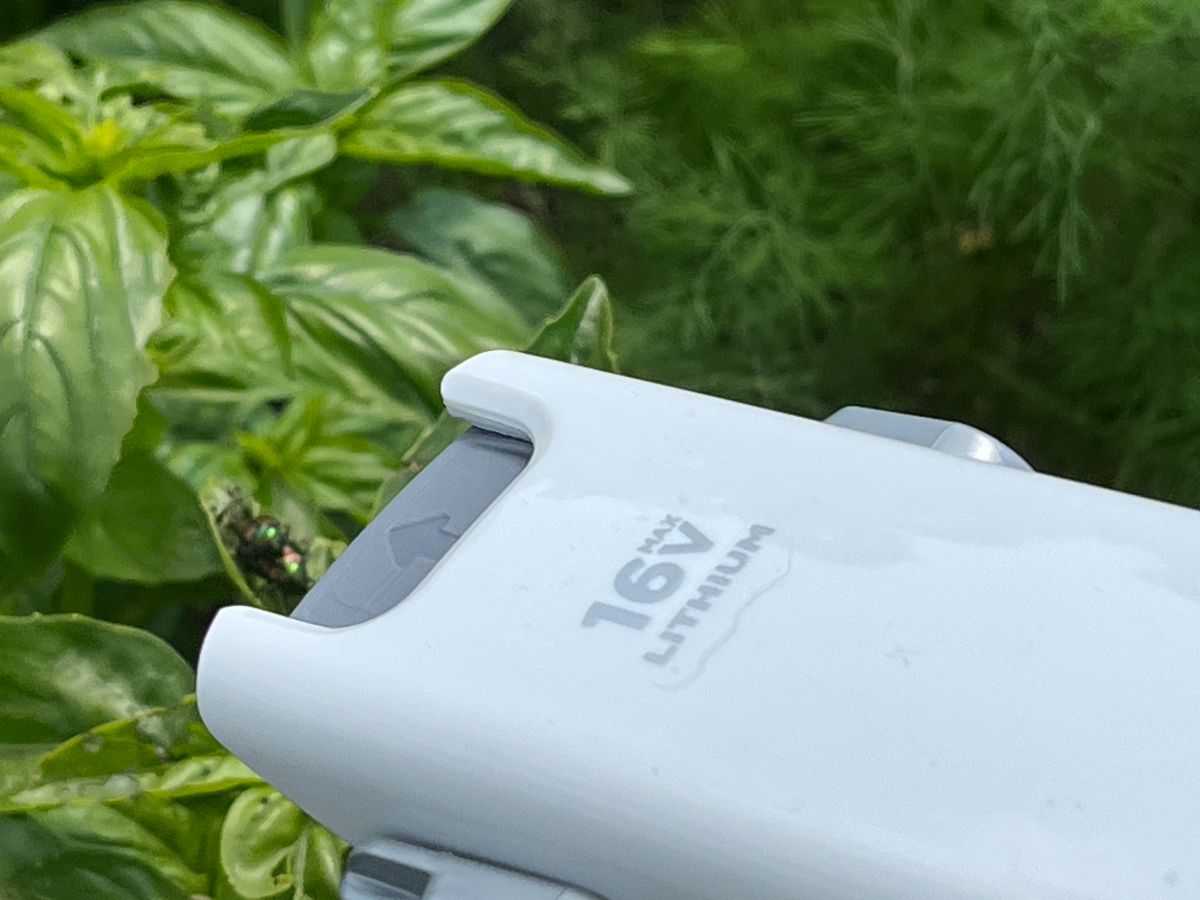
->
[199,351,1200,900]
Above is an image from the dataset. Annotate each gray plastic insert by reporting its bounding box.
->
[291,426,532,628]
[341,840,601,899]
[825,406,1032,471]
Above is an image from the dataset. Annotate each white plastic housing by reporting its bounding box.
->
[199,351,1200,900]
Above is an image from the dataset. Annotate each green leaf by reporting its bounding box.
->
[239,394,401,527]
[295,0,513,86]
[212,236,540,540]
[38,697,216,782]
[282,0,319,57]
[39,1,298,117]
[0,168,21,197]
[1,695,257,815]
[243,89,371,133]
[0,187,173,592]
[122,393,170,456]
[219,786,344,900]
[303,0,391,90]
[181,194,316,293]
[389,0,514,78]
[527,275,619,369]
[6,747,256,813]
[0,87,83,160]
[170,442,259,498]
[0,87,303,187]
[259,244,529,413]
[262,133,343,189]
[0,618,258,897]
[64,452,222,585]
[387,187,571,321]
[0,86,85,184]
[341,79,632,195]
[0,617,264,898]
[105,129,306,186]
[172,134,336,274]
[0,42,73,90]
[0,805,206,899]
[117,793,229,875]
[150,272,294,434]
[0,615,192,753]
[83,95,224,184]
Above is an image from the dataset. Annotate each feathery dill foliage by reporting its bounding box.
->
[483,0,1200,506]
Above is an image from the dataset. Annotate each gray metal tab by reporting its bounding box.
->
[291,426,532,627]
[825,406,1033,471]
[341,840,601,900]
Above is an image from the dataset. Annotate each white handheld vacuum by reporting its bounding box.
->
[198,351,1200,900]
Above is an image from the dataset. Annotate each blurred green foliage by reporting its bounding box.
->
[478,0,1200,508]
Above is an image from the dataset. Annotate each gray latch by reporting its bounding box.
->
[291,427,532,628]
[825,407,1032,471]
[341,840,602,900]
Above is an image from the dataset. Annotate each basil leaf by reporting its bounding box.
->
[171,135,336,274]
[0,615,192,753]
[5,748,255,813]
[0,42,73,91]
[0,805,206,899]
[303,0,390,90]
[243,89,371,132]
[0,618,258,898]
[0,86,84,181]
[1,695,256,815]
[149,273,295,440]
[0,187,173,592]
[64,452,222,585]
[526,274,619,370]
[153,273,293,395]
[296,0,513,87]
[282,0,320,58]
[39,1,298,117]
[38,697,218,782]
[341,79,632,196]
[105,130,315,185]
[219,786,344,900]
[389,0,514,78]
[0,87,305,187]
[239,394,402,527]
[386,187,571,322]
[259,244,528,412]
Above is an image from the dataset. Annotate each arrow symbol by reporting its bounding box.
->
[387,514,462,573]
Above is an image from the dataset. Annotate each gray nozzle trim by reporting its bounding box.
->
[341,840,601,899]
[291,426,532,628]
[825,406,1033,471]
